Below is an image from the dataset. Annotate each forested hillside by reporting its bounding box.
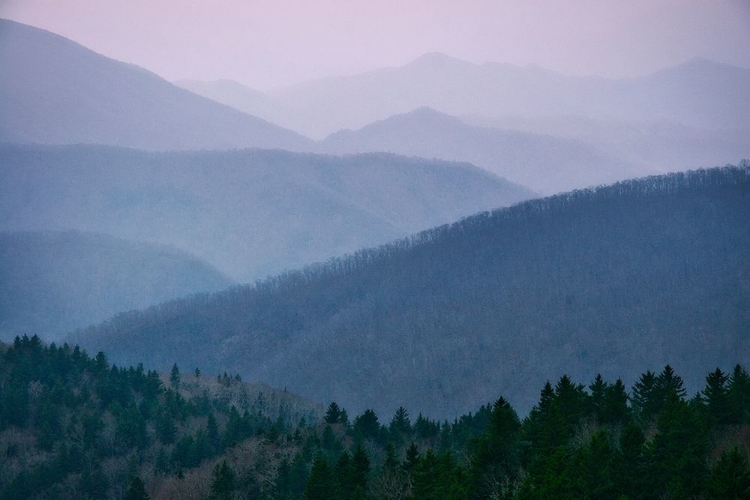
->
[2,337,748,499]
[0,231,232,342]
[0,144,532,282]
[74,164,750,418]
[0,336,321,500]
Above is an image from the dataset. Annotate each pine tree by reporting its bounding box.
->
[169,363,180,389]
[602,378,629,424]
[305,457,335,500]
[390,406,412,435]
[657,365,687,401]
[631,370,659,421]
[325,402,342,424]
[353,409,381,441]
[589,374,609,422]
[209,461,235,500]
[351,444,371,498]
[706,447,750,500]
[471,397,522,498]
[579,432,616,499]
[728,364,750,424]
[618,423,647,499]
[207,411,221,454]
[703,368,730,424]
[124,477,150,500]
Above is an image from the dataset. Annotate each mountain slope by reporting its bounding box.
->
[318,107,644,194]
[0,231,232,341]
[72,165,750,418]
[174,79,284,127]
[0,19,311,151]
[0,144,534,282]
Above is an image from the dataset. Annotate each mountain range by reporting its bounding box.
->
[3,19,747,197]
[0,144,533,282]
[178,52,750,140]
[71,165,750,418]
[317,107,646,194]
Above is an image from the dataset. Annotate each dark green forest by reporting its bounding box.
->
[73,164,750,417]
[1,336,749,499]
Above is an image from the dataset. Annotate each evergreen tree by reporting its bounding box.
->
[471,397,522,499]
[657,365,687,401]
[169,363,180,389]
[631,370,659,421]
[351,444,371,498]
[390,406,412,435]
[618,423,647,499]
[645,392,708,497]
[123,476,150,500]
[325,402,343,424]
[207,411,221,454]
[578,432,617,499]
[305,457,335,500]
[353,409,381,442]
[728,364,750,424]
[589,374,609,422]
[703,368,730,424]
[706,447,750,500]
[602,378,629,424]
[209,461,235,500]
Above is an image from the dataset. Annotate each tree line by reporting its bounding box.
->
[1,336,749,499]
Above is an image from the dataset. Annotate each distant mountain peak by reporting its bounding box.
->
[406,52,475,69]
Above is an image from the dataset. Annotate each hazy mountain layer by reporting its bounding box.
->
[72,165,750,418]
[180,53,750,139]
[0,231,232,342]
[318,107,647,194]
[0,144,534,282]
[462,113,750,177]
[0,19,311,151]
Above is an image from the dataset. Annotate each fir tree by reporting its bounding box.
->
[209,461,235,500]
[123,477,150,500]
[706,447,750,500]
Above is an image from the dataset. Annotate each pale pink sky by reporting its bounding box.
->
[2,0,749,90]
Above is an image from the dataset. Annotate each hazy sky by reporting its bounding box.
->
[2,0,749,90]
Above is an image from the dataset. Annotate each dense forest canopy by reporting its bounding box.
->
[2,336,748,499]
[73,164,750,418]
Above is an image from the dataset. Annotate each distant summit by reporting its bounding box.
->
[404,51,477,69]
[318,107,641,194]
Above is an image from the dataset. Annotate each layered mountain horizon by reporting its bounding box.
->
[71,165,750,418]
[2,11,749,499]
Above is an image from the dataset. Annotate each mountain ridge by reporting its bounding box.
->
[0,18,312,151]
[71,164,750,418]
[317,106,643,194]
[180,51,750,139]
[0,144,534,282]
